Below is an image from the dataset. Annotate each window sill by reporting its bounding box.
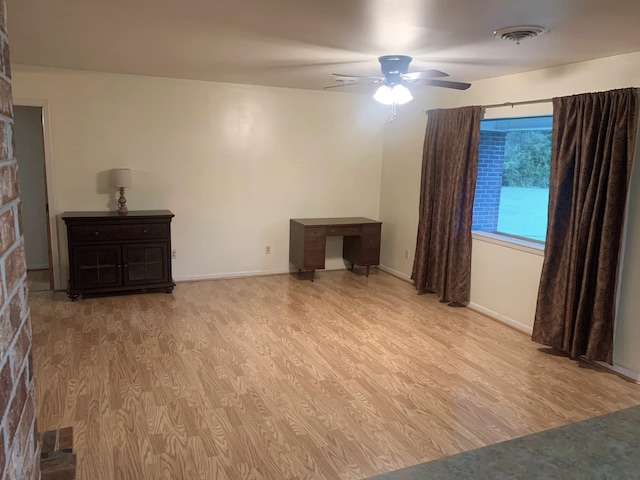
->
[471,231,545,256]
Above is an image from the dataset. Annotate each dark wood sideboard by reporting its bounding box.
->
[61,210,175,301]
[289,217,382,280]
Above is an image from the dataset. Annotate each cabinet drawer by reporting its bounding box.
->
[305,227,326,238]
[70,223,169,242]
[118,223,169,240]
[304,237,325,252]
[327,225,361,236]
[362,224,381,235]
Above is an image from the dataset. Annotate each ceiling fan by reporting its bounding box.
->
[325,55,471,105]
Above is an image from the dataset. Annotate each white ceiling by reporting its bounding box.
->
[6,0,640,92]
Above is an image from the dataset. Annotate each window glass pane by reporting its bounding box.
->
[497,186,549,242]
[472,116,552,243]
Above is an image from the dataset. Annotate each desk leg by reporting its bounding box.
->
[297,268,315,281]
[366,266,370,277]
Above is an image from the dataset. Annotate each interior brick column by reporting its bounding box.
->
[0,1,41,478]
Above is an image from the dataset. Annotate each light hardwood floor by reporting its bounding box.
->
[30,270,640,480]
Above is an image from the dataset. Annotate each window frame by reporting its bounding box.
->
[471,231,545,256]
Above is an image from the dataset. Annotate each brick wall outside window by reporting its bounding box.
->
[0,1,41,478]
[472,131,506,232]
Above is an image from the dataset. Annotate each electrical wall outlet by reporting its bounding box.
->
[171,249,177,259]
[404,249,409,259]
[265,245,271,254]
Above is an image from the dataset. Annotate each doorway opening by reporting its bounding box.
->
[13,104,58,292]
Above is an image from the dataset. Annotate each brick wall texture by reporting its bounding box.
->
[0,1,41,478]
[472,130,506,232]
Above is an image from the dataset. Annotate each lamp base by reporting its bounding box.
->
[117,187,128,214]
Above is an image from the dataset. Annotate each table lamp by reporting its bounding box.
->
[110,168,132,214]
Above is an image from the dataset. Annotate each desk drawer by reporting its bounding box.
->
[361,234,381,249]
[359,247,380,265]
[362,224,381,235]
[305,226,327,238]
[70,223,169,242]
[327,225,361,236]
[304,251,326,269]
[304,237,325,252]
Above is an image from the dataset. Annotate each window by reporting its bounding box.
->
[472,115,552,243]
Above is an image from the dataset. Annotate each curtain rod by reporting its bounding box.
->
[424,97,553,114]
[482,97,553,109]
[427,89,639,113]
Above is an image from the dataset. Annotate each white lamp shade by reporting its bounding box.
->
[373,85,394,105]
[110,168,132,188]
[390,84,413,105]
[373,84,413,105]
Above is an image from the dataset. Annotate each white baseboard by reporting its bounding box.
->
[27,264,49,270]
[468,302,534,335]
[176,268,291,282]
[595,361,640,383]
[175,266,349,283]
[378,265,412,283]
[467,304,640,382]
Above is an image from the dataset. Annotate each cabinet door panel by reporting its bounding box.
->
[72,245,122,288]
[123,243,168,285]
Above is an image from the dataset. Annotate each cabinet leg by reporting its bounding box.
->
[68,293,79,302]
[311,270,315,282]
[366,266,370,277]
[350,262,355,271]
[164,286,174,293]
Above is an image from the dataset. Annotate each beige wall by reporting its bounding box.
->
[379,51,640,375]
[11,66,387,286]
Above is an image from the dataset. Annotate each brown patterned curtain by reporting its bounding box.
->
[411,106,482,305]
[532,88,638,364]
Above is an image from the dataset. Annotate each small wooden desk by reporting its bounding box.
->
[289,217,382,280]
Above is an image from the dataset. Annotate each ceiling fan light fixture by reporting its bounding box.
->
[373,84,413,105]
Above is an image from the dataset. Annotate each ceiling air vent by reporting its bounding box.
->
[493,25,547,44]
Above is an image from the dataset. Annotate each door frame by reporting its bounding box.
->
[13,98,62,290]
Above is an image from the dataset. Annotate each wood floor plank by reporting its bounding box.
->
[30,270,640,479]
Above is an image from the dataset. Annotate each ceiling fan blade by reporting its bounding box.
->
[417,79,472,90]
[323,82,379,90]
[402,70,449,80]
[332,73,385,81]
